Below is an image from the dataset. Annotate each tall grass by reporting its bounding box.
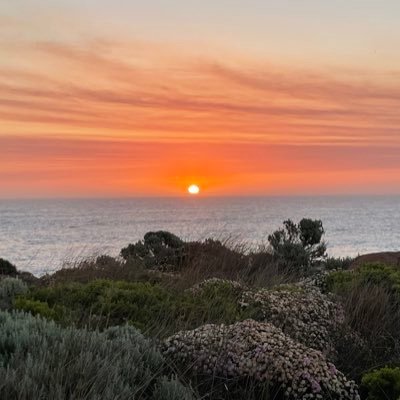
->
[327,265,400,379]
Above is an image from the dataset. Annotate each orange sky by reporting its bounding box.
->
[1,2,400,197]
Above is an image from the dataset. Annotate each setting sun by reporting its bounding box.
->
[188,184,200,195]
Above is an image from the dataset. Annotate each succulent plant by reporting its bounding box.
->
[240,282,344,355]
[163,319,359,400]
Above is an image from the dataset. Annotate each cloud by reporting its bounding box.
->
[1,37,400,195]
[1,39,400,149]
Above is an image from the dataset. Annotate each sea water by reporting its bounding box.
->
[0,196,399,276]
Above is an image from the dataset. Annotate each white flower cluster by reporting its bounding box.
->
[240,283,344,355]
[187,277,245,295]
[299,270,331,292]
[163,319,359,399]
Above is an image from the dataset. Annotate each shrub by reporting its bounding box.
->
[327,263,400,296]
[326,264,400,377]
[16,279,252,335]
[0,258,17,276]
[163,319,360,400]
[18,280,173,331]
[268,219,327,275]
[41,254,153,285]
[0,311,194,400]
[176,238,288,289]
[188,277,245,295]
[240,282,344,355]
[121,231,185,270]
[361,367,400,400]
[183,238,247,277]
[118,231,296,287]
[0,277,27,310]
[14,298,68,322]
[324,256,354,270]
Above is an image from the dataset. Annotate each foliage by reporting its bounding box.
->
[119,230,298,287]
[240,282,344,355]
[121,231,185,270]
[361,367,400,400]
[152,377,195,400]
[0,277,27,310]
[326,264,400,378]
[324,256,354,270]
[326,263,400,297]
[14,297,68,321]
[183,238,248,280]
[42,254,156,285]
[0,258,17,276]
[0,310,194,400]
[163,319,360,400]
[16,279,252,336]
[267,219,327,275]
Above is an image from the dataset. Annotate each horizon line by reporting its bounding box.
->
[1,193,400,201]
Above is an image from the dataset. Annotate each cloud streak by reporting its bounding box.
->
[1,37,400,195]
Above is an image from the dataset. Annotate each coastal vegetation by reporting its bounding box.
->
[1,219,400,399]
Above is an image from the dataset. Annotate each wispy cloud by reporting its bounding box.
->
[1,36,400,195]
[1,39,399,147]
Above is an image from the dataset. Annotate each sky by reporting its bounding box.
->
[1,1,400,197]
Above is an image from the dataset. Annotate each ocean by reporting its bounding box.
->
[0,196,399,276]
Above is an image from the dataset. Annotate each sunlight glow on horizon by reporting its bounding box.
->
[1,1,400,197]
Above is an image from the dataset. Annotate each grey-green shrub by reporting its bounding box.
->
[0,277,27,310]
[0,311,195,400]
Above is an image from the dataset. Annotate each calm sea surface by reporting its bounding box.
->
[0,196,399,276]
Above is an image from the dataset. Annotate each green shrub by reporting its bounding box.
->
[327,263,400,297]
[361,367,400,400]
[17,279,251,336]
[0,277,27,310]
[41,254,154,285]
[327,264,400,378]
[14,298,68,322]
[324,256,354,270]
[121,231,185,270]
[0,311,194,400]
[268,219,327,275]
[0,258,17,276]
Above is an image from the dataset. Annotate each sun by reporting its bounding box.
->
[187,184,200,195]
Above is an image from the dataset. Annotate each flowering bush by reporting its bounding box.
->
[187,277,245,295]
[163,319,359,399]
[240,282,344,355]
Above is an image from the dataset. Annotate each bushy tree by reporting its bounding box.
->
[268,219,327,274]
[121,231,185,270]
[0,258,17,276]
